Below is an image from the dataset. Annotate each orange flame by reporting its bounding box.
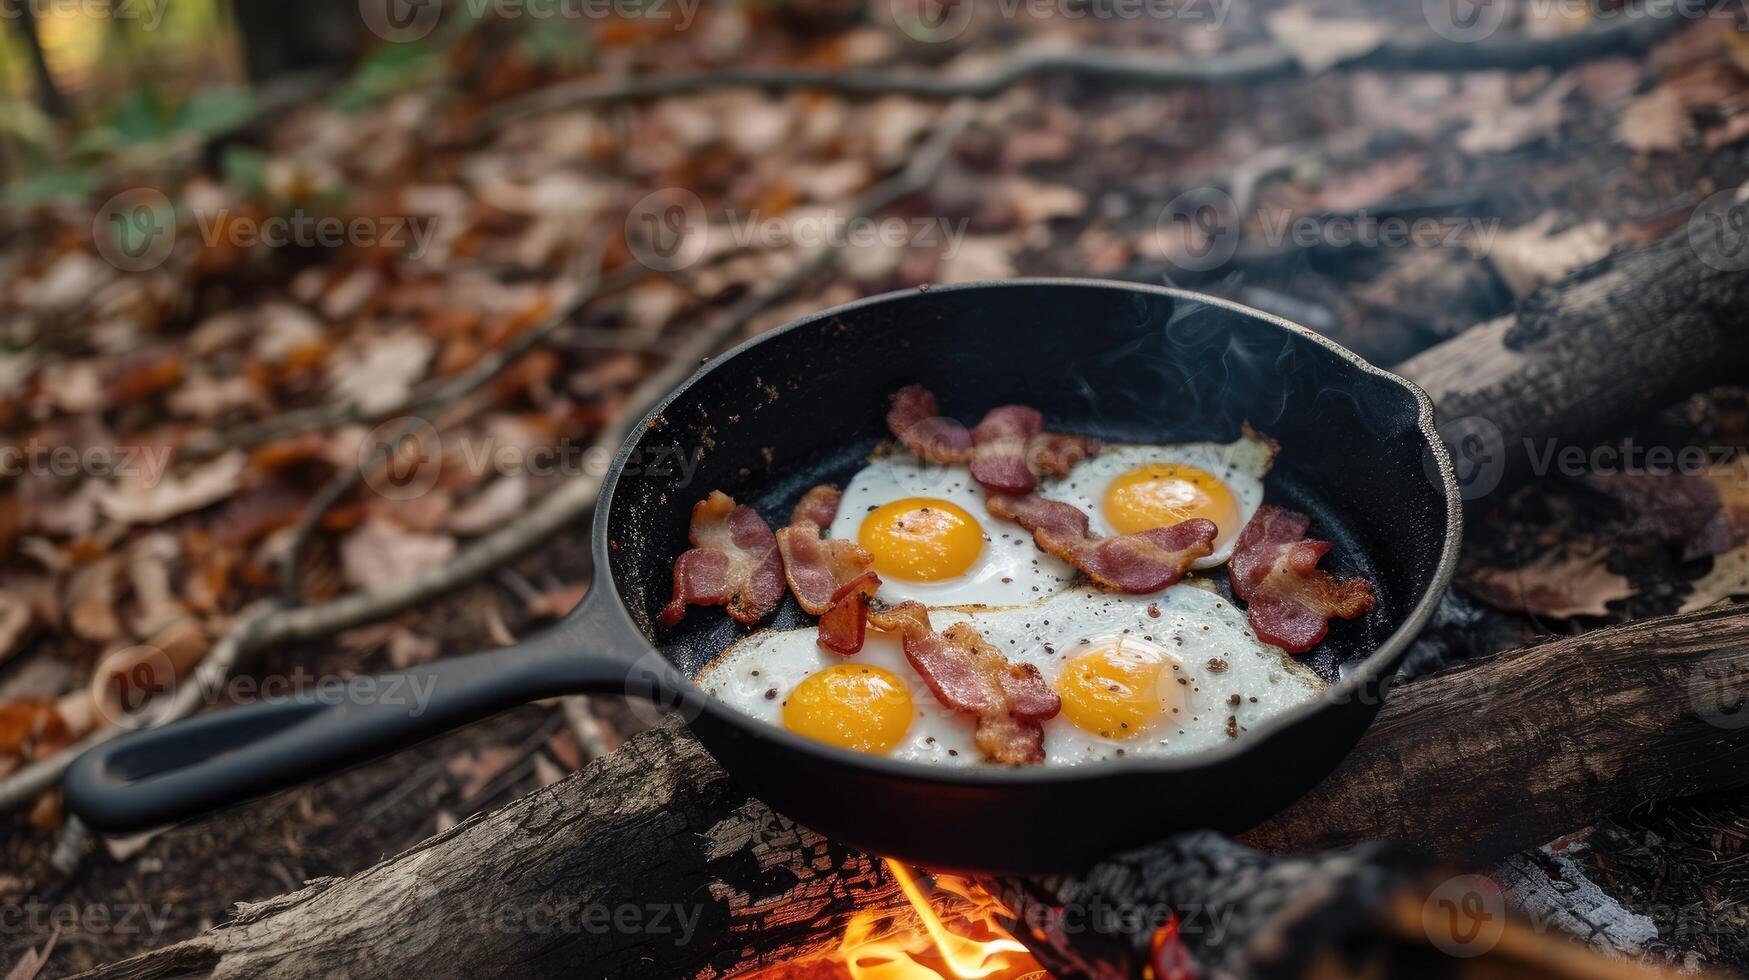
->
[834,859,1046,980]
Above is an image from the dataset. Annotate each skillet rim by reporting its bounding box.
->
[592,277,1463,786]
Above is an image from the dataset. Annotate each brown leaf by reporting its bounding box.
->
[447,745,521,799]
[1682,546,1749,613]
[66,555,124,643]
[527,582,588,619]
[97,451,245,526]
[1459,77,1576,155]
[1590,464,1749,558]
[1463,546,1635,619]
[339,518,456,589]
[1616,86,1694,153]
[1480,213,1613,297]
[4,927,56,980]
[1309,154,1427,212]
[1265,9,1385,74]
[447,475,528,536]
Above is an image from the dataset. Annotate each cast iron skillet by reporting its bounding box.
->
[64,280,1461,873]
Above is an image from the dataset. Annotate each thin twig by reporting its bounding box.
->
[485,8,1680,128]
[3,104,980,817]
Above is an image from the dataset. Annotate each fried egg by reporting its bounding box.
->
[828,455,1076,606]
[697,584,1323,767]
[1035,433,1275,569]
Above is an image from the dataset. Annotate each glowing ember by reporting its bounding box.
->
[831,860,1048,980]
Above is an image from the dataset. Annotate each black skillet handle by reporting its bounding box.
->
[63,594,685,833]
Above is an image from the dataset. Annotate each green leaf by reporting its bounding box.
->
[2,170,100,207]
[173,88,258,137]
[329,41,441,113]
[220,145,270,197]
[107,89,174,143]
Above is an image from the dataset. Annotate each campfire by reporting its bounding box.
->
[767,861,1046,980]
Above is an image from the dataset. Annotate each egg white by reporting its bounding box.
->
[697,584,1324,768]
[828,454,1077,607]
[1034,434,1275,569]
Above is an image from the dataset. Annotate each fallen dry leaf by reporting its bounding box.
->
[1265,9,1386,74]
[1308,153,1427,212]
[388,627,438,669]
[447,475,528,536]
[340,518,457,589]
[1616,86,1694,153]
[66,555,124,643]
[1590,464,1749,558]
[1481,213,1614,297]
[1459,77,1576,155]
[0,593,35,666]
[937,236,1016,283]
[1463,545,1635,619]
[4,927,57,980]
[97,451,245,526]
[527,581,588,619]
[447,745,521,799]
[1682,546,1749,613]
[327,329,435,415]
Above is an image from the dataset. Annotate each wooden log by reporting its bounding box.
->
[72,605,1749,979]
[1397,219,1749,499]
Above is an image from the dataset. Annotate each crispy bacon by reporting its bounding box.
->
[659,491,784,627]
[790,484,843,528]
[887,385,972,464]
[887,385,1101,493]
[1229,505,1376,654]
[776,484,879,653]
[1028,431,1102,479]
[986,494,1217,593]
[816,572,878,655]
[867,602,1060,765]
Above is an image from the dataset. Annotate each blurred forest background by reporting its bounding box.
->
[4,0,1749,976]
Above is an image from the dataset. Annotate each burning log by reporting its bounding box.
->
[1398,217,1749,496]
[73,604,1749,979]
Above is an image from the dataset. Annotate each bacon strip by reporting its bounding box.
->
[867,602,1060,765]
[776,484,879,653]
[1229,505,1376,654]
[659,491,784,627]
[790,484,843,529]
[887,385,972,464]
[887,385,1101,493]
[987,494,1217,593]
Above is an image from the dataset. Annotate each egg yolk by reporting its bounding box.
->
[782,664,914,754]
[858,497,983,582]
[1102,464,1240,546]
[1056,637,1183,740]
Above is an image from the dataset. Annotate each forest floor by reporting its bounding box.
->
[3,1,1749,975]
